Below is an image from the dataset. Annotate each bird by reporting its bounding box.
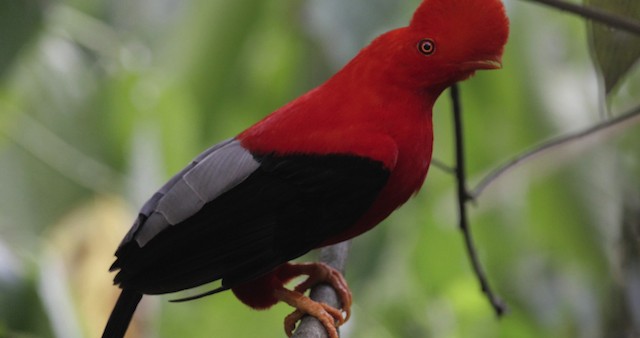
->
[102,0,509,337]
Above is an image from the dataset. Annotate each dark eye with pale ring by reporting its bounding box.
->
[417,39,435,56]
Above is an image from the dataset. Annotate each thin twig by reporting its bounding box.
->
[431,158,456,175]
[290,241,351,338]
[521,0,640,35]
[450,84,506,316]
[471,104,640,199]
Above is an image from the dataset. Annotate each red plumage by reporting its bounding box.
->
[103,0,509,337]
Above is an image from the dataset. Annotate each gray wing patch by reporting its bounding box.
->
[124,138,260,247]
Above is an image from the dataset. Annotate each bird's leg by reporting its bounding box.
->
[274,262,352,337]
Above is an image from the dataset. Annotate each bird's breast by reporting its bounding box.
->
[322,113,434,245]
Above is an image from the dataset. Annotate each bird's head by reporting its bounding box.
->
[359,0,509,92]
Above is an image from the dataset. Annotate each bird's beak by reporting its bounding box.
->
[460,57,503,71]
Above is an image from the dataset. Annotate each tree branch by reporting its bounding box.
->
[290,241,351,338]
[450,84,506,316]
[521,0,640,35]
[471,104,640,199]
[430,157,456,175]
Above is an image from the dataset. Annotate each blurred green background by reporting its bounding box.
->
[0,0,639,337]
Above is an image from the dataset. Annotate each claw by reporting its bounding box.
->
[276,289,343,338]
[287,262,352,322]
[274,262,353,338]
[283,310,301,337]
[283,303,343,338]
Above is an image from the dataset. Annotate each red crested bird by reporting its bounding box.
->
[103,0,509,337]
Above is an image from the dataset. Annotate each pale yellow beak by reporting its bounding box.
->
[461,58,503,70]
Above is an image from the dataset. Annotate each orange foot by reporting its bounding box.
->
[274,262,353,338]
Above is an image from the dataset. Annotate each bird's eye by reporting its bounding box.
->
[417,39,435,56]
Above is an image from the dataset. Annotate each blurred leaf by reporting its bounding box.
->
[167,0,269,141]
[586,0,640,95]
[0,272,53,338]
[45,197,135,338]
[0,0,45,79]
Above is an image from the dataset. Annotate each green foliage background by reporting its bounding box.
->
[0,0,638,337]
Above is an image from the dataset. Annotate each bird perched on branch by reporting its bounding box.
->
[103,0,509,337]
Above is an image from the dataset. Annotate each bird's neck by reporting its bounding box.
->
[330,50,445,108]
[328,55,441,112]
[238,60,437,165]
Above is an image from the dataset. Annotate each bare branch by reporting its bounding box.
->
[521,0,640,35]
[290,241,351,338]
[450,84,506,316]
[471,104,640,199]
[430,158,456,175]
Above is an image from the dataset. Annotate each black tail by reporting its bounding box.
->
[102,289,143,338]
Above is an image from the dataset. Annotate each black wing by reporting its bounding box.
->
[111,139,389,295]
